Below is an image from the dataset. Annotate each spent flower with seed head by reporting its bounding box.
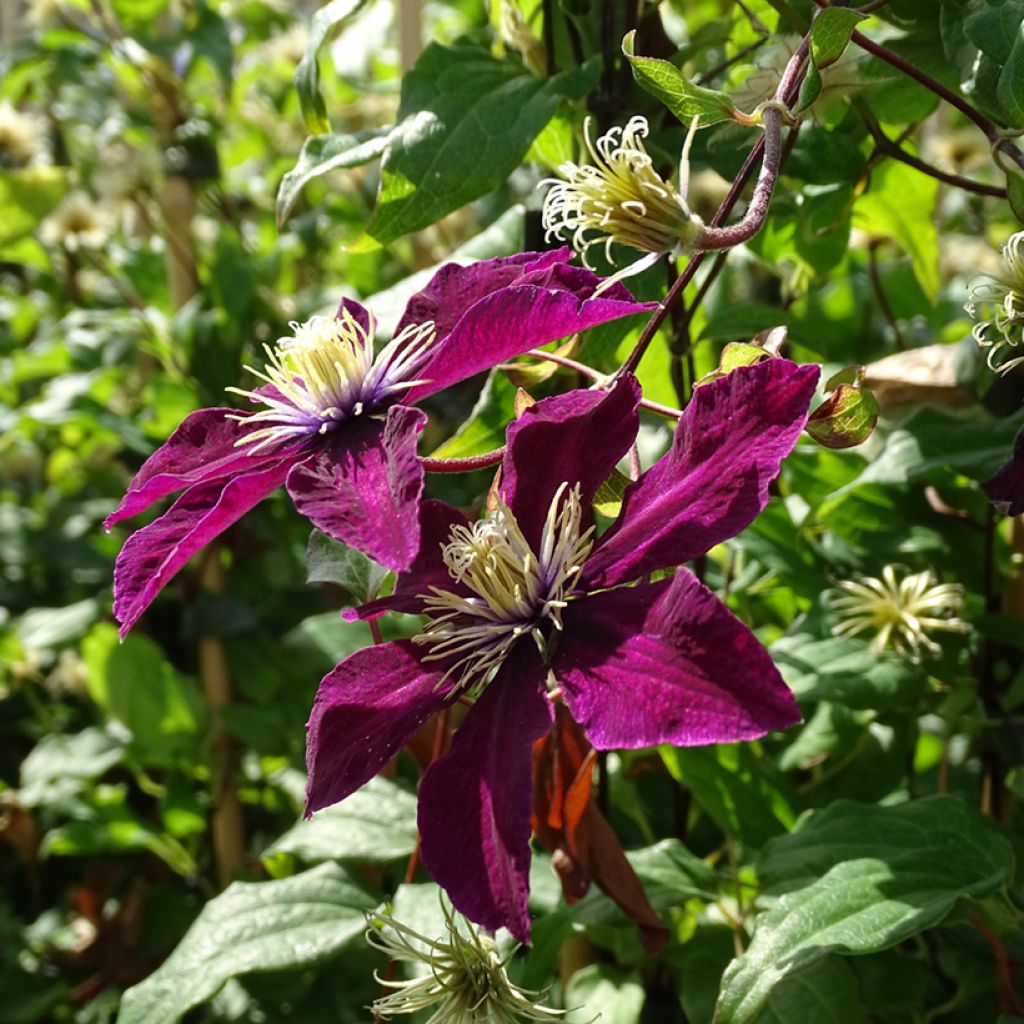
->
[541,116,705,268]
[367,901,564,1023]
[828,565,970,662]
[965,230,1024,374]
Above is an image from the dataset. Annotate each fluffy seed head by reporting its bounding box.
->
[541,116,705,267]
[416,483,594,684]
[227,310,437,453]
[827,565,970,662]
[366,901,564,1023]
[965,231,1024,374]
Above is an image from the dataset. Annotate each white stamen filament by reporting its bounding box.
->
[415,483,594,684]
[226,310,437,452]
[965,230,1024,374]
[541,115,704,268]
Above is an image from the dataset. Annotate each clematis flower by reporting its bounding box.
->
[104,249,654,637]
[305,357,819,942]
[541,116,705,274]
[983,424,1024,516]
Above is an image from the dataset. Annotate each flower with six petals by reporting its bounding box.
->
[104,249,654,637]
[305,357,820,942]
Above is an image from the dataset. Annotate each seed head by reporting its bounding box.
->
[965,231,1024,374]
[827,565,970,662]
[367,901,564,1023]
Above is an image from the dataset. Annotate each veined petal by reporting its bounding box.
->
[344,499,470,621]
[285,405,427,572]
[501,374,641,549]
[394,249,573,340]
[404,279,655,404]
[581,360,820,588]
[112,460,293,637]
[418,643,553,944]
[555,573,800,749]
[334,295,372,336]
[305,640,453,815]
[105,408,295,528]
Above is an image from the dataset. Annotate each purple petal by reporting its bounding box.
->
[501,374,641,548]
[982,425,1024,516]
[105,408,292,528]
[305,640,453,815]
[286,405,427,572]
[394,249,572,339]
[334,296,372,335]
[344,499,469,621]
[582,360,820,588]
[555,573,800,749]
[404,280,655,404]
[113,460,292,637]
[418,644,553,943]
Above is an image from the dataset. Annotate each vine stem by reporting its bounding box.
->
[620,37,810,376]
[809,0,1024,176]
[419,447,506,473]
[524,349,684,418]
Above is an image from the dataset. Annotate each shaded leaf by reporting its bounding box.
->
[306,530,389,604]
[806,383,879,449]
[810,8,866,70]
[118,864,375,1024]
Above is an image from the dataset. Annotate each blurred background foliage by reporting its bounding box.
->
[2,0,1024,1021]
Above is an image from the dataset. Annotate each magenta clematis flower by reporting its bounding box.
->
[983,425,1024,516]
[304,357,820,943]
[104,249,654,637]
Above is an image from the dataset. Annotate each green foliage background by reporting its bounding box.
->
[2,0,1024,1021]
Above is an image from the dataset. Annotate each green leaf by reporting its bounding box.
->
[1008,169,1024,224]
[661,744,796,848]
[295,0,372,134]
[264,777,417,866]
[81,623,205,766]
[854,161,939,303]
[593,468,630,519]
[565,966,645,1024]
[805,383,880,449]
[810,8,866,70]
[429,368,518,459]
[19,728,126,809]
[118,864,376,1024]
[761,957,867,1024]
[14,597,101,648]
[713,796,1015,1023]
[0,168,69,249]
[276,130,389,226]
[997,19,1024,125]
[362,46,597,246]
[110,0,169,33]
[305,531,389,604]
[622,31,736,126]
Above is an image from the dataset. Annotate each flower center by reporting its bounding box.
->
[415,483,594,683]
[966,230,1024,374]
[227,310,436,453]
[541,115,704,266]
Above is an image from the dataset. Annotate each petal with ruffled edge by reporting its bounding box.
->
[581,360,820,589]
[404,275,655,405]
[286,405,427,572]
[500,374,640,547]
[418,643,553,943]
[305,640,454,815]
[344,499,470,622]
[112,459,295,637]
[105,408,295,528]
[983,425,1024,516]
[555,573,800,749]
